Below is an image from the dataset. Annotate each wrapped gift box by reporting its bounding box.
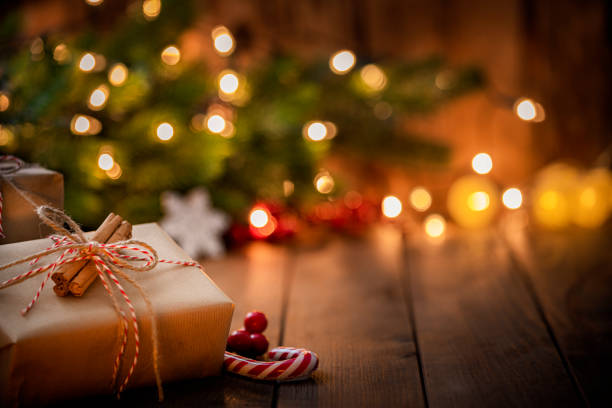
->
[0,165,64,244]
[0,223,234,407]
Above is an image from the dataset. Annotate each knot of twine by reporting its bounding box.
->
[0,205,204,401]
[0,155,27,239]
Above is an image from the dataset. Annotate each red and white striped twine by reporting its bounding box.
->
[224,347,319,381]
[0,205,208,401]
[0,155,26,239]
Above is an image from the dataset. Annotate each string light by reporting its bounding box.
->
[0,92,10,112]
[249,205,277,238]
[471,153,493,174]
[467,191,490,211]
[108,63,128,86]
[330,50,356,74]
[409,187,432,212]
[249,207,270,228]
[211,26,235,56]
[360,64,387,91]
[161,45,181,65]
[85,0,103,5]
[79,53,96,72]
[303,121,327,141]
[70,114,101,135]
[206,114,226,134]
[156,122,174,141]
[502,188,523,209]
[87,85,109,111]
[514,98,545,122]
[218,70,239,94]
[314,171,334,194]
[53,43,71,64]
[142,0,161,20]
[381,195,402,218]
[97,153,114,171]
[424,214,446,238]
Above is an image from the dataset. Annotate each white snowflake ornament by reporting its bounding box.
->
[160,187,230,259]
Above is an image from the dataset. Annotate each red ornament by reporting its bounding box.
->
[249,333,269,356]
[244,311,268,333]
[227,329,251,354]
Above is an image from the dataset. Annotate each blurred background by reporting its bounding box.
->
[1,0,611,255]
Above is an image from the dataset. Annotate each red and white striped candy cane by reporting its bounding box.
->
[223,347,319,381]
[0,155,26,239]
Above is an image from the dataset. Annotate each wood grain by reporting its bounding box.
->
[405,228,582,407]
[277,225,425,408]
[503,216,612,407]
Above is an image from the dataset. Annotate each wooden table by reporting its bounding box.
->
[72,214,612,407]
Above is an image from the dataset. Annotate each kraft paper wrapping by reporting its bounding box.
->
[0,166,64,244]
[0,223,234,407]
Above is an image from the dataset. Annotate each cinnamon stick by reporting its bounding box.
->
[69,220,132,297]
[51,213,123,296]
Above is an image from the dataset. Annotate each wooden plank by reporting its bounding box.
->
[60,242,288,407]
[503,217,612,407]
[277,225,425,407]
[406,227,582,407]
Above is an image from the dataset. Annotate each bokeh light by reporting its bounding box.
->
[304,121,327,141]
[87,85,109,110]
[108,63,128,86]
[514,98,545,122]
[409,187,432,212]
[502,188,523,209]
[314,171,334,194]
[211,26,235,56]
[79,53,96,72]
[360,64,387,91]
[472,153,493,174]
[0,93,10,112]
[447,175,499,228]
[70,114,101,135]
[424,214,446,238]
[161,45,181,65]
[53,43,71,64]
[106,162,122,180]
[206,114,226,134]
[467,191,490,211]
[330,50,356,74]
[142,0,161,20]
[249,207,270,228]
[85,0,103,6]
[156,122,174,141]
[218,70,239,94]
[97,153,114,171]
[382,195,402,218]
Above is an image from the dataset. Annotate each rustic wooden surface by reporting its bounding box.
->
[63,221,611,407]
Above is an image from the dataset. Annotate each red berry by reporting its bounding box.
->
[227,329,251,354]
[244,311,268,333]
[250,333,269,356]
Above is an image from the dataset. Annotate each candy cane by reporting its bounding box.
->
[223,347,319,381]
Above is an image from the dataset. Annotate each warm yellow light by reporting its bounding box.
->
[472,153,493,174]
[409,187,432,212]
[220,121,235,138]
[515,98,536,121]
[324,121,338,139]
[382,195,402,218]
[283,180,295,197]
[87,85,109,110]
[85,0,103,5]
[206,114,226,134]
[72,115,90,134]
[424,214,446,238]
[218,70,239,94]
[502,188,523,209]
[212,26,235,56]
[0,93,9,112]
[571,168,612,228]
[97,153,114,171]
[156,122,174,141]
[108,63,128,86]
[304,121,327,141]
[249,208,270,228]
[0,126,15,146]
[53,43,71,63]
[79,53,96,72]
[142,0,161,20]
[106,162,122,179]
[329,50,356,74]
[161,45,181,65]
[360,64,387,91]
[467,191,490,212]
[314,171,334,194]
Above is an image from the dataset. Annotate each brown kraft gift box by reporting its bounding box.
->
[0,165,64,244]
[0,223,234,406]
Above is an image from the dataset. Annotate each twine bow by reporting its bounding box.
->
[0,155,26,239]
[0,205,204,401]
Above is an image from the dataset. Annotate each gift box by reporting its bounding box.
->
[0,223,234,407]
[0,164,64,244]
